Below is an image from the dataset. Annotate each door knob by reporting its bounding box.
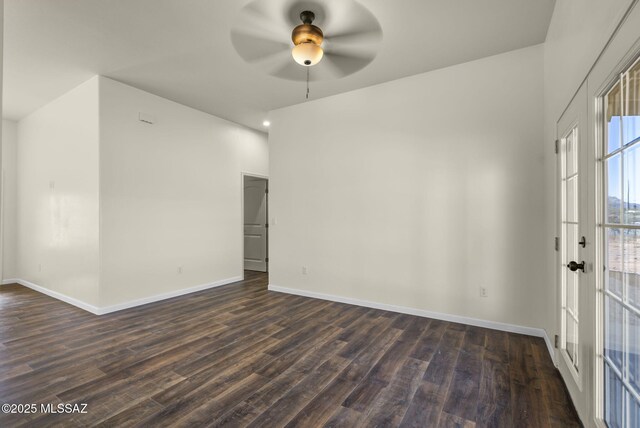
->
[567,261,585,272]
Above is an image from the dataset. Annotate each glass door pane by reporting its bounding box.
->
[603,57,640,428]
[562,126,580,372]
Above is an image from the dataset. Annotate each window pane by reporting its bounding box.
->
[567,264,576,313]
[607,154,622,224]
[566,316,578,366]
[630,309,640,396]
[567,176,578,222]
[567,223,577,265]
[605,363,624,428]
[566,129,578,177]
[623,60,640,146]
[607,228,624,297]
[623,145,640,225]
[607,81,622,154]
[627,229,640,310]
[605,295,624,371]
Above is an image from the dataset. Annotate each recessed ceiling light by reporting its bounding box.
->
[263,120,270,127]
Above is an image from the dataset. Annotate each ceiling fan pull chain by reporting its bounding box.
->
[306,67,310,100]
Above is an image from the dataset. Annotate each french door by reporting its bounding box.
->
[602,56,640,428]
[557,82,594,421]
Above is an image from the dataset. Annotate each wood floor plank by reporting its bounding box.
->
[475,357,512,427]
[442,329,484,421]
[246,356,350,427]
[358,357,428,426]
[243,337,347,413]
[439,412,477,427]
[174,373,272,426]
[410,318,445,361]
[341,325,424,411]
[94,398,164,428]
[280,326,403,427]
[0,273,581,427]
[530,338,581,427]
[399,326,465,427]
[210,402,262,428]
[509,335,551,428]
[399,380,448,427]
[322,406,362,428]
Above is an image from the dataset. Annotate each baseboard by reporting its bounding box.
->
[1,276,243,315]
[269,284,556,362]
[96,276,243,314]
[3,278,102,314]
[543,331,557,367]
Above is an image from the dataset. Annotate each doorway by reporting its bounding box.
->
[243,175,268,273]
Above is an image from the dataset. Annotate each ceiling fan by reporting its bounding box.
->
[230,0,383,82]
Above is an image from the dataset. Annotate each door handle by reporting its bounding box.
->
[567,261,585,272]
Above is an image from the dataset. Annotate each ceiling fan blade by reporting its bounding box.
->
[322,0,382,43]
[321,50,375,78]
[230,29,290,63]
[271,60,308,81]
[233,0,291,43]
[268,49,376,81]
[323,38,379,61]
[325,28,382,46]
[259,49,295,73]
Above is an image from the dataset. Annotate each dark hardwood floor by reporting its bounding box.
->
[0,272,581,427]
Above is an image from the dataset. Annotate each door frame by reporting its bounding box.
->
[586,3,640,426]
[241,172,269,279]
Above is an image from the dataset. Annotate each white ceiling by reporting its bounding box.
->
[3,0,555,130]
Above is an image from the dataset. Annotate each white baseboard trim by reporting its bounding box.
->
[544,330,557,367]
[97,276,242,315]
[3,278,102,314]
[269,284,556,362]
[1,276,243,315]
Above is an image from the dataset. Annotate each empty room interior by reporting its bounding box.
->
[1,0,640,426]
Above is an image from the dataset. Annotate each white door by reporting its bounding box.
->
[557,82,594,421]
[601,57,640,428]
[244,176,268,272]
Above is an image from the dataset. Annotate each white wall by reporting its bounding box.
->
[9,75,268,310]
[16,77,101,305]
[269,45,546,330]
[542,0,635,338]
[2,120,18,280]
[98,77,268,307]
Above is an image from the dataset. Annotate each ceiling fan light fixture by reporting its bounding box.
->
[291,11,323,67]
[231,1,382,80]
[292,24,323,46]
[292,42,324,66]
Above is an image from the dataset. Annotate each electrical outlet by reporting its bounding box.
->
[302,266,308,275]
[177,266,183,274]
[38,263,42,272]
[480,287,488,298]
